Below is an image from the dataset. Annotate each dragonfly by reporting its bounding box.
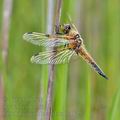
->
[23,24,108,79]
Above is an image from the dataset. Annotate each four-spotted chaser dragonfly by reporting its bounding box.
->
[23,24,108,79]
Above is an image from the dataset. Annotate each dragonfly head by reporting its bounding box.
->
[56,24,71,34]
[58,24,71,34]
[63,24,71,34]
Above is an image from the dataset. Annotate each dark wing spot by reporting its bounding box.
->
[27,32,33,34]
[34,53,39,56]
[45,34,50,37]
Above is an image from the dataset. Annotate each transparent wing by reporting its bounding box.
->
[23,32,69,47]
[31,49,75,64]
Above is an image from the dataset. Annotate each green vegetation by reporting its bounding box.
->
[0,0,120,120]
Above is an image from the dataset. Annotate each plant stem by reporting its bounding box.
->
[45,0,63,120]
[0,0,13,119]
[0,76,4,120]
[2,0,13,63]
[55,0,63,33]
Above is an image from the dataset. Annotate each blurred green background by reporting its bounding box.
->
[0,0,120,120]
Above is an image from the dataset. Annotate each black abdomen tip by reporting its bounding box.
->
[99,72,109,80]
[91,62,108,80]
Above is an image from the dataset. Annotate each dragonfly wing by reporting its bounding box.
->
[31,49,75,64]
[23,32,69,47]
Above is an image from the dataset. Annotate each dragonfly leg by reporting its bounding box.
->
[75,48,79,55]
[74,39,82,55]
[76,37,83,48]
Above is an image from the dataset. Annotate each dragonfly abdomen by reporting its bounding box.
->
[78,45,108,79]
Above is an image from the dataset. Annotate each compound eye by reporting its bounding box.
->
[65,26,68,30]
[67,25,71,30]
[64,24,71,30]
